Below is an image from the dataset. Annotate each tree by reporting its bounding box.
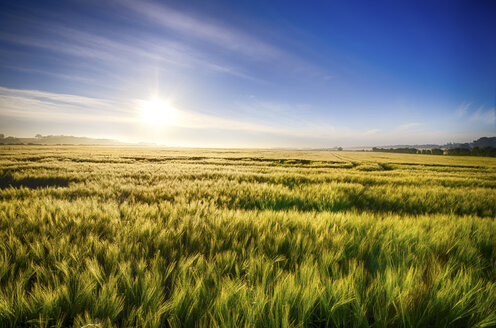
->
[447,148,471,156]
[481,146,496,157]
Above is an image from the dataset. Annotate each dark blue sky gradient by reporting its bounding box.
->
[0,0,494,147]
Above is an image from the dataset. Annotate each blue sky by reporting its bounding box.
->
[0,0,494,147]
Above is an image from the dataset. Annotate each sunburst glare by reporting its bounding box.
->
[139,99,177,127]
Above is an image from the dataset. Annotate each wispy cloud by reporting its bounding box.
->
[0,23,261,83]
[0,86,134,123]
[116,0,331,80]
[469,106,495,125]
[117,0,280,60]
[0,86,111,107]
[0,0,333,89]
[365,129,381,135]
[455,102,495,126]
[0,86,354,144]
[0,86,295,134]
[1,85,478,147]
[455,102,471,117]
[396,122,423,130]
[0,65,95,84]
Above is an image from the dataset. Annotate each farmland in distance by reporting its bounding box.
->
[0,146,495,327]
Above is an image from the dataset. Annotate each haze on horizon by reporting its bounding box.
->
[0,0,494,148]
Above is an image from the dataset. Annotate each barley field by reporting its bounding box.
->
[0,146,495,327]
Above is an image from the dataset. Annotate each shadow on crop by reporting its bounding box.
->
[0,172,75,189]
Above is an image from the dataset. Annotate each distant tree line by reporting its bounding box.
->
[0,133,122,146]
[372,147,495,157]
[372,147,418,154]
[449,146,496,157]
[420,149,444,155]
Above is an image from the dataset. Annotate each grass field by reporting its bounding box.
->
[0,146,495,327]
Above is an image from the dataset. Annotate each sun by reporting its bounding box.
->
[140,99,177,126]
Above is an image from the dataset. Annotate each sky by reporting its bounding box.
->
[0,0,494,148]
